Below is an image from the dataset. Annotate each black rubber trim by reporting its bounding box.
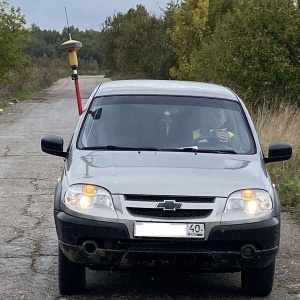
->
[54,182,62,211]
[209,217,280,249]
[54,211,130,244]
[60,241,277,270]
[55,213,280,270]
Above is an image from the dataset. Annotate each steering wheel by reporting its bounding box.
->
[192,135,237,153]
[193,135,220,144]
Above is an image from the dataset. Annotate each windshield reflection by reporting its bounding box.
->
[78,95,255,155]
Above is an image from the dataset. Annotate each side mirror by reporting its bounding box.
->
[41,135,68,158]
[264,142,292,163]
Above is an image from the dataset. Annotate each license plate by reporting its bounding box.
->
[134,222,204,238]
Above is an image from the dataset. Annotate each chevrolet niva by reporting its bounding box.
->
[41,80,292,296]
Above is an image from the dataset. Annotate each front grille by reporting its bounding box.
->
[127,207,212,219]
[125,195,215,203]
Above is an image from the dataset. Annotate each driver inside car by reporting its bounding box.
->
[192,108,234,143]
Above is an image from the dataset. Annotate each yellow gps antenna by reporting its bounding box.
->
[61,7,83,115]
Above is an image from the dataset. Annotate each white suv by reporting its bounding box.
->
[41,80,292,296]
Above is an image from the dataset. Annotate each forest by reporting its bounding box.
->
[0,0,299,217]
[1,0,300,104]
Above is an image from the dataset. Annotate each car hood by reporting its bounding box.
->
[66,150,270,197]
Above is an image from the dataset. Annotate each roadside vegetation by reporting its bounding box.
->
[251,102,300,219]
[0,0,299,218]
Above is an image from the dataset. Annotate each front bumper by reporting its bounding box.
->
[55,210,280,271]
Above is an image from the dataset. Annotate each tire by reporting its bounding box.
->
[241,260,275,297]
[58,246,86,295]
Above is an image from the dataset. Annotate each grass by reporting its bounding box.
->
[0,61,68,109]
[6,86,40,100]
[249,100,300,220]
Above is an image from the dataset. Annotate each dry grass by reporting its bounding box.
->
[0,60,68,101]
[249,100,300,218]
[249,100,300,184]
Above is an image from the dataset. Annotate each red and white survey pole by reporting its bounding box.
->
[61,38,83,115]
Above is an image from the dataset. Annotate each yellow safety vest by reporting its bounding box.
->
[192,128,234,140]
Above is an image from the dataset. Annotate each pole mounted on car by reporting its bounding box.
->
[61,8,83,115]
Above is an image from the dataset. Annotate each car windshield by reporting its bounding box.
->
[78,95,255,154]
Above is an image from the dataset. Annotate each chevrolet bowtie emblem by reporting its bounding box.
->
[156,200,182,211]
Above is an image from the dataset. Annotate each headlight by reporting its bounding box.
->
[225,189,272,216]
[64,184,114,210]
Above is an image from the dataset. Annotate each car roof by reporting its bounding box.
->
[94,79,239,101]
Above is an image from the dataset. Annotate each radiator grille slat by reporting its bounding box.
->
[127,207,212,218]
[125,195,215,203]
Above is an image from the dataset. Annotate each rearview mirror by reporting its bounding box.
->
[264,142,292,163]
[41,135,68,158]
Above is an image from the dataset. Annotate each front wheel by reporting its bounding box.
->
[58,246,86,295]
[241,260,275,297]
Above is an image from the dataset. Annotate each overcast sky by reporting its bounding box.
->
[9,0,171,31]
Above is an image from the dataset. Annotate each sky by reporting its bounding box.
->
[9,0,172,31]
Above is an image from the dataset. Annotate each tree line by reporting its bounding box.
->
[1,0,300,105]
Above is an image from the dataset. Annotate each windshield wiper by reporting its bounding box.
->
[170,147,237,154]
[82,145,237,154]
[82,145,161,151]
[203,149,237,154]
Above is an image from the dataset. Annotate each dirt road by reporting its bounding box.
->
[0,76,299,299]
